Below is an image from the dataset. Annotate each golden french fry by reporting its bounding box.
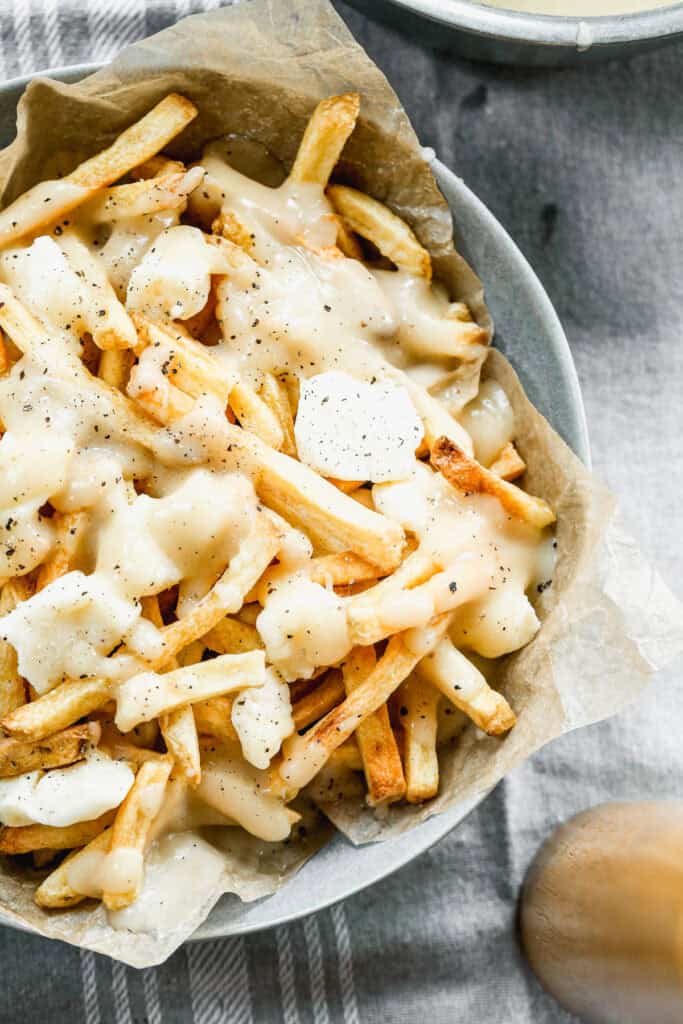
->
[326,478,365,495]
[0,94,198,248]
[1,677,111,741]
[102,756,173,910]
[132,315,235,405]
[327,739,363,772]
[0,810,115,855]
[35,826,113,908]
[343,646,405,806]
[327,184,431,279]
[0,334,9,375]
[58,230,138,350]
[83,167,204,222]
[396,674,440,803]
[345,548,440,646]
[288,93,360,186]
[431,436,555,529]
[489,441,526,481]
[193,696,238,744]
[229,380,284,450]
[160,705,201,786]
[130,154,186,180]
[292,670,345,730]
[202,616,263,655]
[35,511,89,591]
[258,373,297,456]
[0,721,100,778]
[278,617,450,793]
[334,215,364,260]
[251,551,381,606]
[417,637,516,735]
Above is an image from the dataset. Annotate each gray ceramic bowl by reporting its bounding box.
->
[346,0,683,66]
[0,65,589,940]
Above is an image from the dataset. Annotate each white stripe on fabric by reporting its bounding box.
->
[174,0,193,19]
[330,904,360,1024]
[111,960,133,1024]
[303,915,330,1024]
[142,968,163,1024]
[112,0,146,51]
[80,949,101,1024]
[275,927,300,1024]
[187,938,252,1024]
[11,0,35,76]
[41,0,63,68]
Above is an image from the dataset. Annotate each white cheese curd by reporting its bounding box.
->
[256,576,350,682]
[231,667,294,769]
[294,371,423,483]
[97,209,180,297]
[0,570,144,693]
[451,587,541,659]
[126,225,230,320]
[96,469,255,600]
[457,379,515,467]
[0,751,134,827]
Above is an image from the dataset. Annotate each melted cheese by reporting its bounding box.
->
[0,750,133,827]
[458,379,515,467]
[231,667,294,769]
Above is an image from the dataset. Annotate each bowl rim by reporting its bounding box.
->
[0,62,590,941]
[381,0,683,46]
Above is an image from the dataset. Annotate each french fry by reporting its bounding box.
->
[396,674,439,803]
[278,617,449,793]
[342,646,406,806]
[327,739,363,772]
[160,706,201,786]
[58,230,138,350]
[345,548,440,646]
[229,380,284,450]
[1,677,111,741]
[0,578,33,718]
[202,616,263,655]
[292,670,345,730]
[193,696,238,744]
[130,154,186,180]
[0,334,9,375]
[0,93,198,248]
[99,723,167,768]
[0,810,115,855]
[334,216,364,260]
[288,93,360,187]
[132,315,235,405]
[102,756,173,910]
[251,551,381,606]
[115,651,265,732]
[35,826,112,908]
[83,167,204,222]
[0,721,100,778]
[35,511,89,591]
[416,637,516,735]
[327,477,365,495]
[489,441,526,482]
[258,373,297,456]
[327,185,431,279]
[431,436,555,529]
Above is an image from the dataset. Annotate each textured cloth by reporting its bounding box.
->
[0,2,682,1021]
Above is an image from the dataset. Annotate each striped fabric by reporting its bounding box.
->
[0,3,681,1023]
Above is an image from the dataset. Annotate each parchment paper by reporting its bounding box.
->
[0,0,680,967]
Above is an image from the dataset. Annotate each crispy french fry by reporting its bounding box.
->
[345,548,440,646]
[334,216,364,260]
[327,184,431,279]
[132,315,235,405]
[0,810,115,855]
[35,826,113,908]
[0,721,100,778]
[278,617,449,793]
[202,616,263,655]
[288,93,360,187]
[0,334,8,375]
[342,646,406,806]
[229,380,284,450]
[102,756,173,910]
[160,705,201,786]
[193,696,238,744]
[35,511,89,591]
[252,551,381,606]
[292,670,345,730]
[58,230,138,350]
[327,739,363,772]
[417,637,516,735]
[115,651,265,732]
[326,478,365,495]
[258,373,297,456]
[396,674,439,803]
[83,167,204,222]
[431,436,555,529]
[2,677,111,741]
[489,441,526,482]
[130,154,186,180]
[0,94,197,249]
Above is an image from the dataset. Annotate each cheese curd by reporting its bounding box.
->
[231,668,294,769]
[294,371,423,483]
[0,751,134,827]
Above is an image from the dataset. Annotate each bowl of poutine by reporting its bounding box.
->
[0,64,589,945]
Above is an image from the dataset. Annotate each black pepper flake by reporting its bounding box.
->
[448,581,458,593]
